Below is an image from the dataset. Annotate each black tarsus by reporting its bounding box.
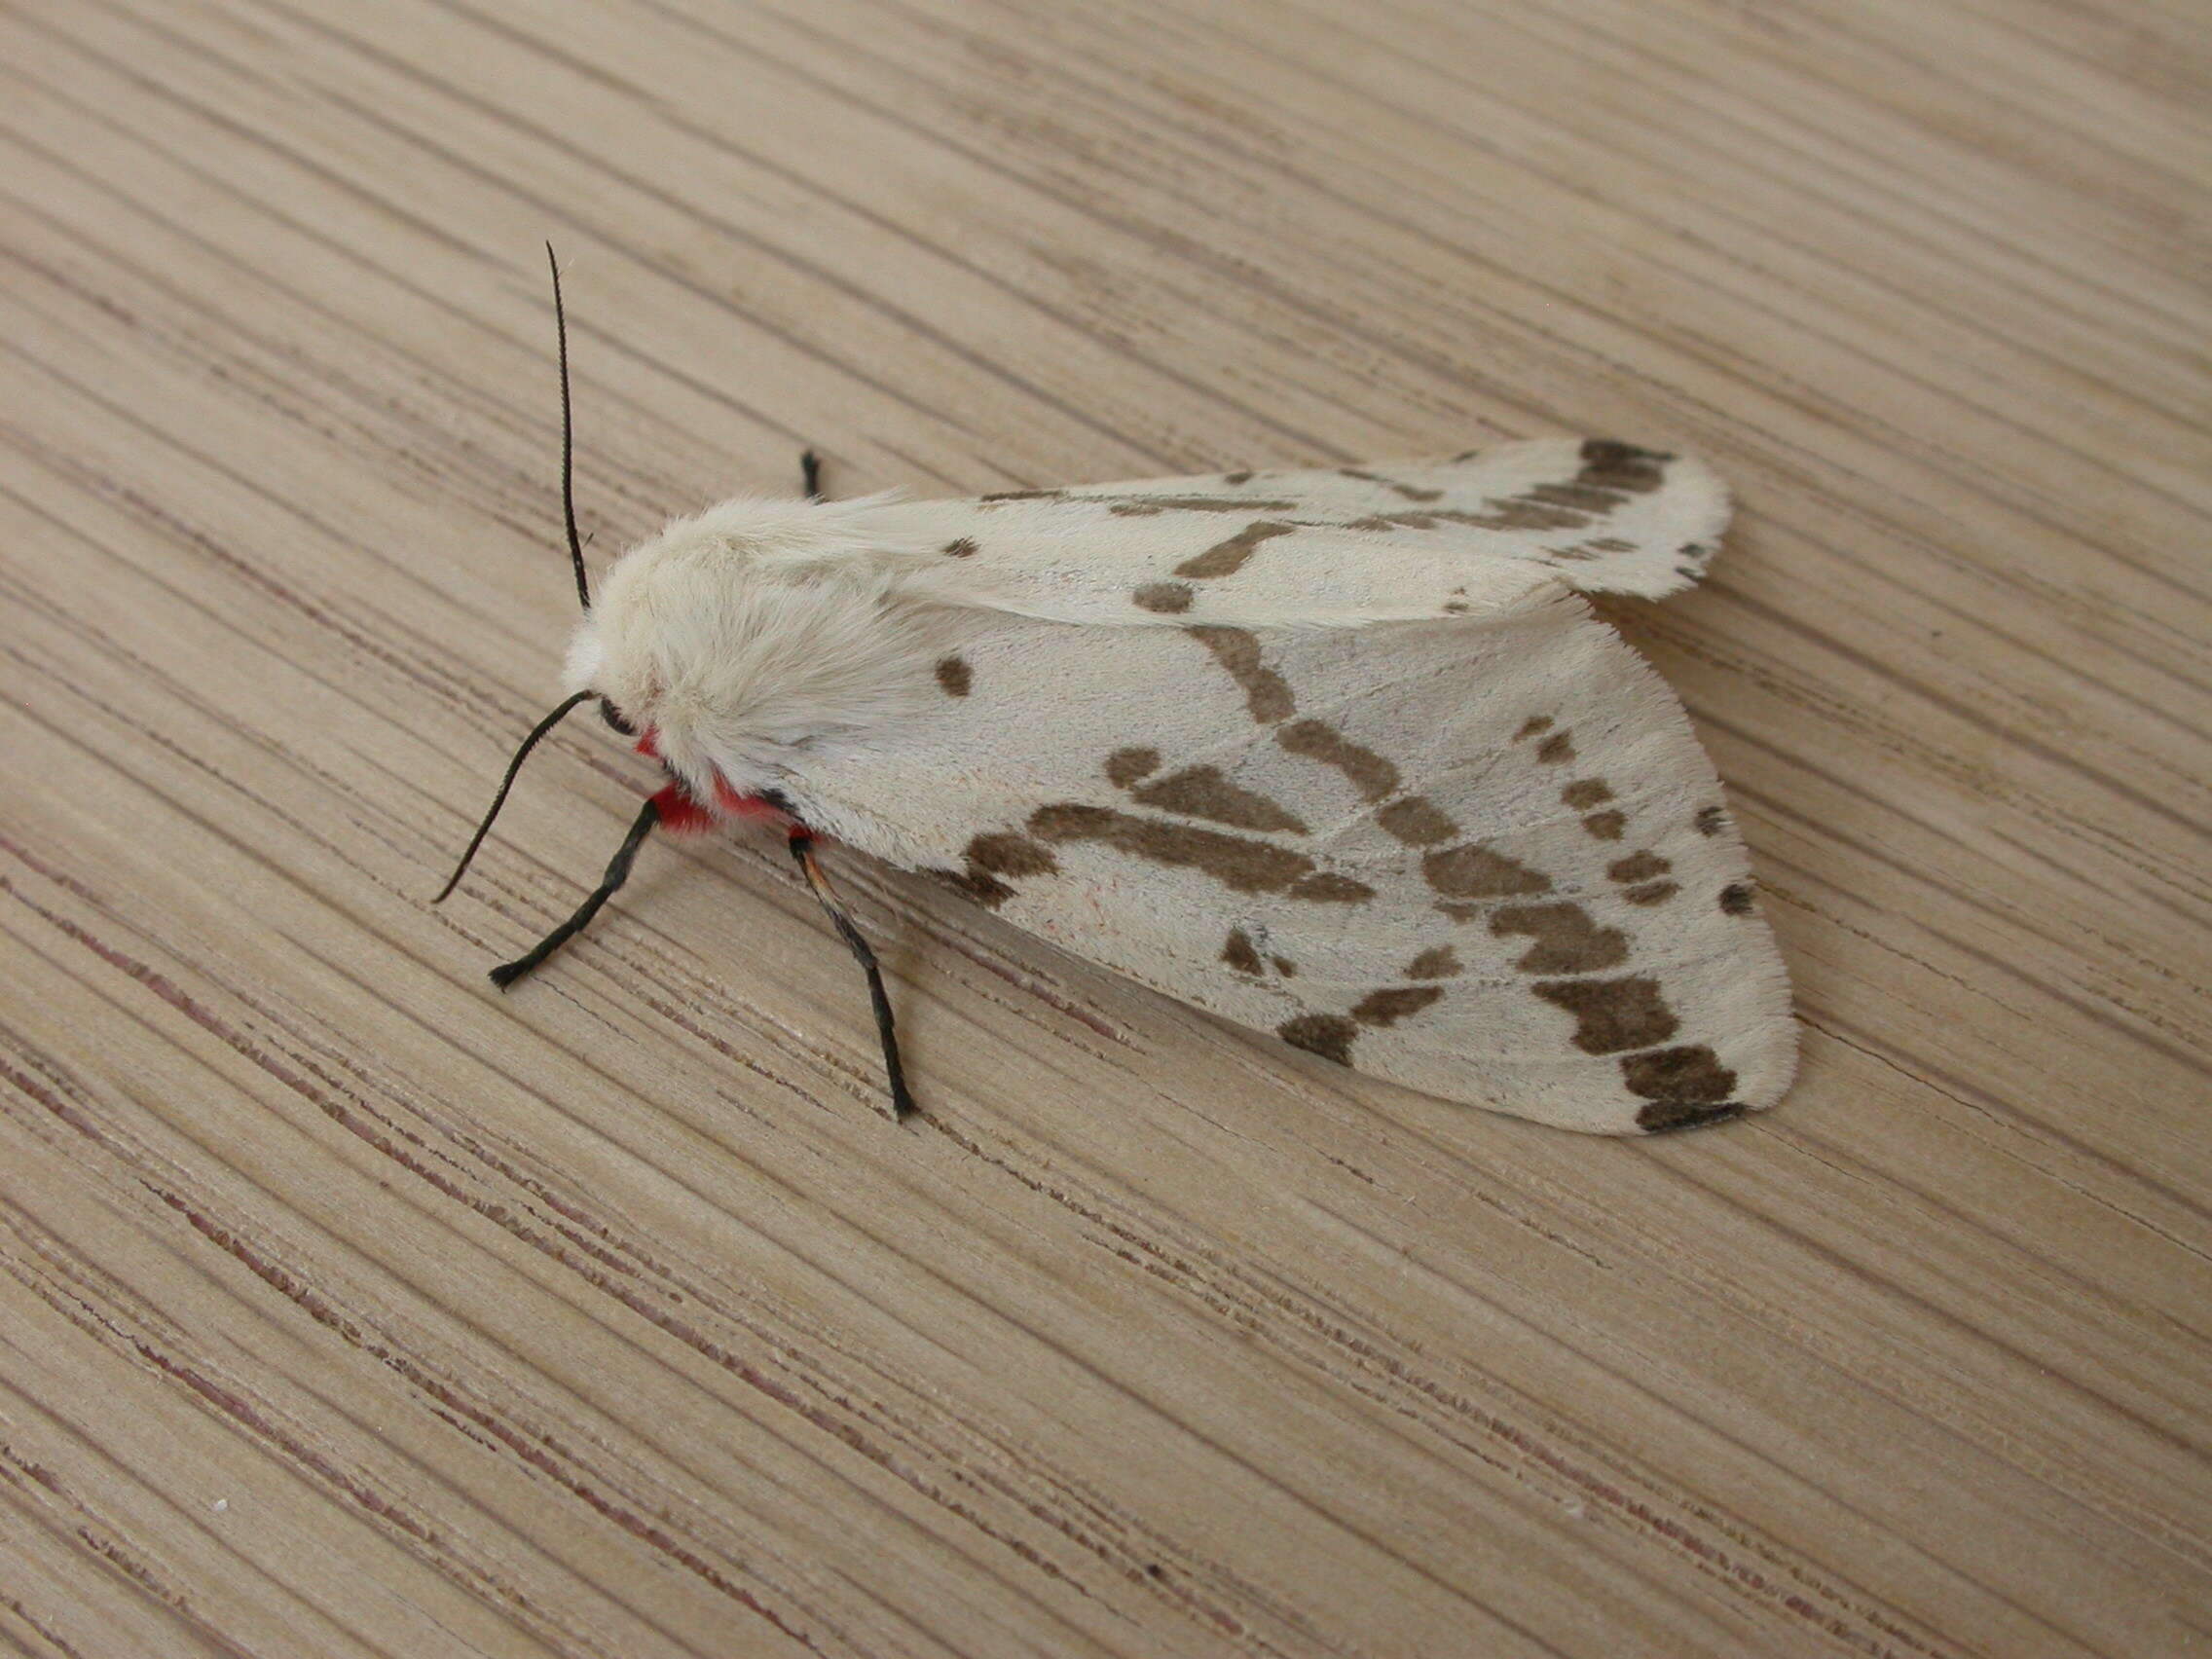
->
[789,830,915,1121]
[800,447,824,500]
[490,794,661,988]
[547,241,590,611]
[434,690,595,903]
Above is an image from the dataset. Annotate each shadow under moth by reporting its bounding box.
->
[438,249,1796,1136]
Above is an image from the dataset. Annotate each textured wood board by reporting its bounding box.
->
[1,0,2207,1654]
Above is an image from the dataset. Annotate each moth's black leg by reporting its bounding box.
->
[490,795,660,988]
[789,830,915,1122]
[800,447,825,501]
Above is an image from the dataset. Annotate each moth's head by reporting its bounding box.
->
[563,495,940,804]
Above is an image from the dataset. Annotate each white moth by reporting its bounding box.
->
[440,251,1796,1135]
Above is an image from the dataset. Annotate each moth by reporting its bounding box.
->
[438,249,1796,1135]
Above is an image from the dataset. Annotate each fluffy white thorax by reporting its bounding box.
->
[564,494,949,802]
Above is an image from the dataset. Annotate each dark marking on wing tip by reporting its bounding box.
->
[1222,470,1253,485]
[1279,1014,1358,1066]
[1621,1045,1738,1103]
[1637,1100,1748,1134]
[1514,716,1554,741]
[1535,731,1576,765]
[1579,438,1675,467]
[1695,805,1728,835]
[942,536,979,557]
[934,654,972,697]
[1443,601,1471,614]
[1719,882,1756,914]
[1134,581,1194,613]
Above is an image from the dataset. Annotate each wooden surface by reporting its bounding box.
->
[2,0,2207,1653]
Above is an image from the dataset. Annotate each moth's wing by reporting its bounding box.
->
[781,592,1795,1135]
[882,437,1729,626]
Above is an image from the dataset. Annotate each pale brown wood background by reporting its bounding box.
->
[1,0,2207,1653]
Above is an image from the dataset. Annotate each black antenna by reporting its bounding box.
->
[547,241,590,610]
[789,830,916,1121]
[433,690,595,903]
[490,794,662,987]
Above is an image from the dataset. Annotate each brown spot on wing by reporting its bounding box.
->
[1278,719,1399,800]
[968,833,1056,878]
[1719,882,1755,914]
[938,831,1059,908]
[979,487,1063,502]
[1223,929,1264,976]
[1694,805,1728,835]
[934,655,972,697]
[1132,765,1309,833]
[1338,467,1443,502]
[1406,945,1461,978]
[1030,803,1313,894]
[1174,520,1298,579]
[1637,1099,1746,1133]
[1562,779,1614,810]
[1110,496,1300,515]
[1134,581,1194,613]
[1581,810,1627,840]
[1377,796,1457,845]
[1534,731,1576,765]
[1221,470,1253,486]
[1489,903,1629,973]
[1608,851,1670,884]
[1188,626,1296,724]
[1622,1046,1739,1104]
[942,536,979,557]
[1424,844,1553,899]
[1515,717,1554,741]
[1623,881,1678,905]
[1279,1014,1357,1065]
[1288,872,1375,903]
[1531,977,1679,1053]
[1352,986,1443,1026]
[1105,747,1161,787]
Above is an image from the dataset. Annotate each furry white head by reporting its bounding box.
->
[564,495,949,806]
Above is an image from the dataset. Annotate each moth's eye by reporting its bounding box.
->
[599,698,635,737]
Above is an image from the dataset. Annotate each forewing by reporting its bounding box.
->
[779,592,1794,1135]
[886,437,1729,625]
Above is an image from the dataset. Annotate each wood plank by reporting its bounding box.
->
[1,0,2205,1653]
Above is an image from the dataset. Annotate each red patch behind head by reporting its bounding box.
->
[638,727,796,834]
